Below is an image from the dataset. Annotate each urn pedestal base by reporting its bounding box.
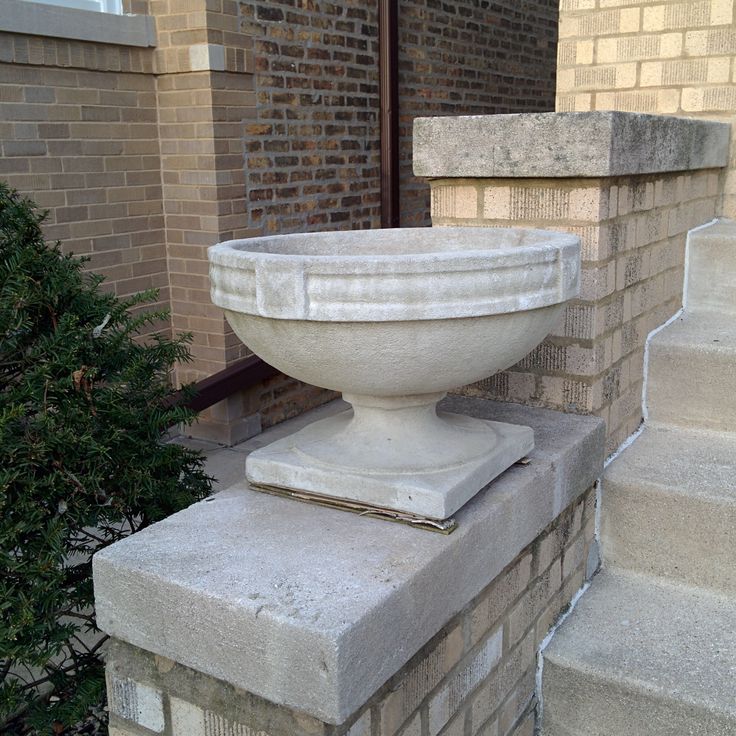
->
[245,394,534,520]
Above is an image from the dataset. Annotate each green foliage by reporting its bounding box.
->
[0,184,212,734]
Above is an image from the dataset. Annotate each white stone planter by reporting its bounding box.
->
[209,227,580,519]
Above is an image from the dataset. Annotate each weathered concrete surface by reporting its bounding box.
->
[646,311,736,432]
[209,227,580,323]
[246,409,535,520]
[542,570,736,736]
[602,424,736,595]
[413,112,730,179]
[94,398,603,724]
[686,219,736,315]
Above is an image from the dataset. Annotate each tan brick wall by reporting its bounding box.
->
[152,0,266,443]
[556,0,736,216]
[0,33,167,320]
[430,172,720,453]
[0,0,263,444]
[104,486,596,736]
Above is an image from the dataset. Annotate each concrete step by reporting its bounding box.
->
[542,570,736,736]
[646,311,736,432]
[602,424,736,595]
[686,219,736,315]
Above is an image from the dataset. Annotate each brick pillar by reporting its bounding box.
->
[95,401,603,736]
[151,0,261,444]
[414,112,728,454]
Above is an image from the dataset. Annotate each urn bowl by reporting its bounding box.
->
[209,227,580,520]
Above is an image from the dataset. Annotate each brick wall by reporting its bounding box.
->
[238,1,383,235]
[0,32,168,321]
[398,0,559,227]
[104,486,596,736]
[430,171,721,453]
[236,0,560,235]
[0,0,560,442]
[556,0,736,216]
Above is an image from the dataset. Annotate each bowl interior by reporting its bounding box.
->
[219,227,572,258]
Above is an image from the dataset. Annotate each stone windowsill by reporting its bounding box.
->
[413,111,731,179]
[93,396,604,724]
[0,0,155,47]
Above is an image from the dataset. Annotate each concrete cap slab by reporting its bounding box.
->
[93,398,603,724]
[413,112,731,179]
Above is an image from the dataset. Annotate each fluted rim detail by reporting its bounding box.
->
[209,227,580,322]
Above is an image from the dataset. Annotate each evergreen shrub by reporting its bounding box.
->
[0,184,212,733]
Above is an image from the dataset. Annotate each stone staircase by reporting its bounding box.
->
[540,219,736,736]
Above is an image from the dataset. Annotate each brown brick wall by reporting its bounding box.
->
[398,0,560,227]
[238,1,382,235]
[235,0,560,234]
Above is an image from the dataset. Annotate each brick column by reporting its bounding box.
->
[150,0,261,444]
[414,112,729,453]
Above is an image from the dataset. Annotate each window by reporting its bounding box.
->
[3,0,153,47]
[21,0,122,14]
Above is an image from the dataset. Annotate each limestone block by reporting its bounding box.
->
[469,632,536,731]
[594,89,680,114]
[555,93,593,112]
[468,554,532,647]
[379,625,463,736]
[107,674,165,733]
[414,112,730,180]
[397,712,421,736]
[428,629,503,736]
[685,28,736,57]
[507,560,562,648]
[346,711,371,736]
[431,185,478,219]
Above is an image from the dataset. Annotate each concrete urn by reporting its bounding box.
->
[209,227,580,520]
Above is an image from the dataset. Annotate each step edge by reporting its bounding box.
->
[648,334,736,353]
[602,474,736,505]
[543,654,736,722]
[647,420,736,438]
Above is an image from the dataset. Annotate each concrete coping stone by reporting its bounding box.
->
[0,0,156,47]
[413,111,731,179]
[93,397,604,725]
